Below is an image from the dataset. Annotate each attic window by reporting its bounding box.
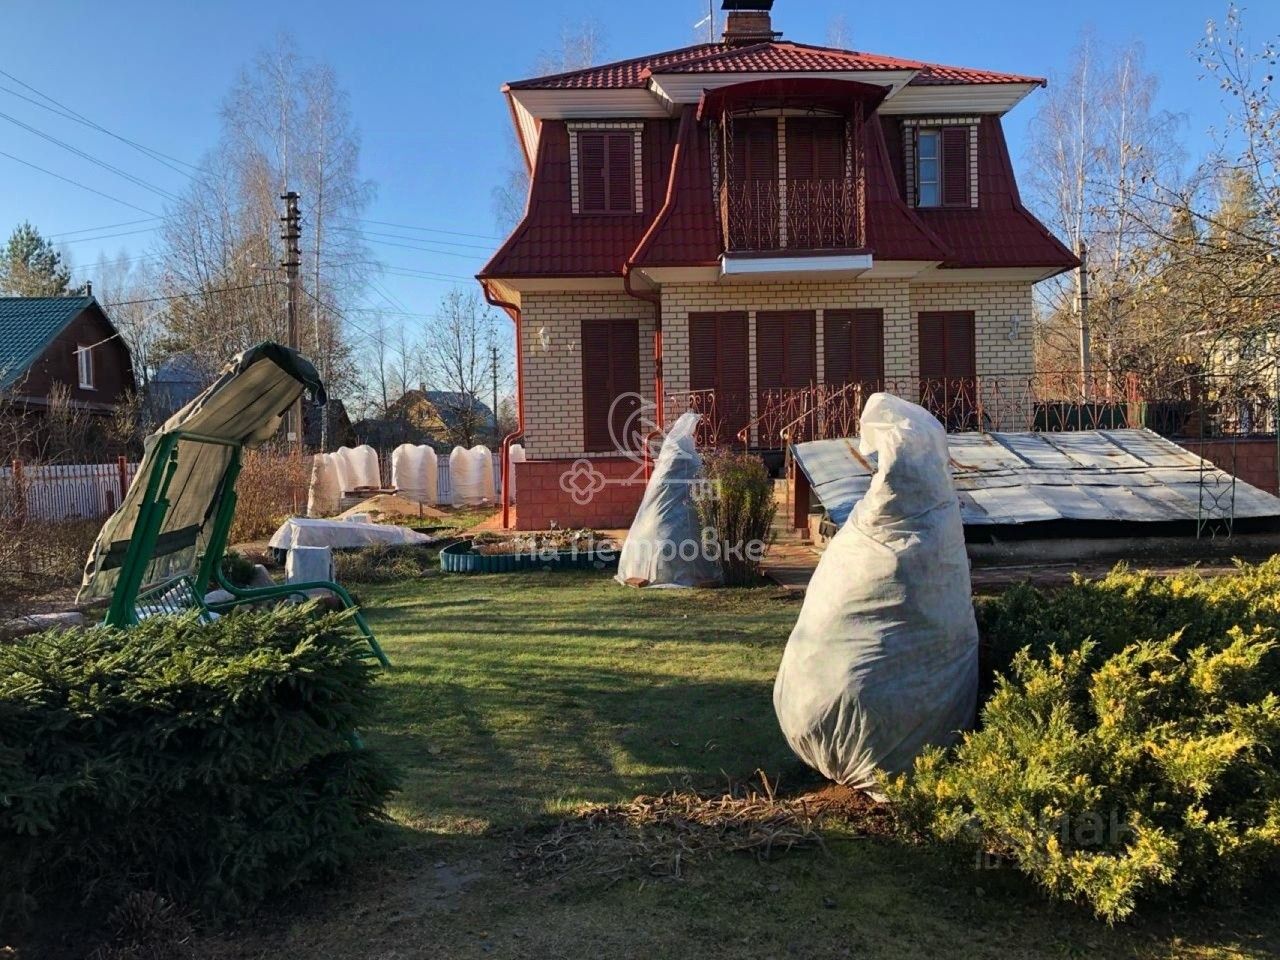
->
[570,124,642,215]
[904,120,978,209]
[76,344,95,389]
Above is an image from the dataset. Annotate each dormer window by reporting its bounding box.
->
[904,120,977,209]
[570,124,642,215]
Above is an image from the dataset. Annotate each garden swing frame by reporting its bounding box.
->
[82,343,388,667]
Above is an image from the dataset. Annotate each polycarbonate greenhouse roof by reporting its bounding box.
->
[792,429,1280,529]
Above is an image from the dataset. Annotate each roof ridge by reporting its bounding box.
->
[505,42,723,90]
[642,40,776,73]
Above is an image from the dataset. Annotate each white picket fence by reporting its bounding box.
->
[1,460,140,523]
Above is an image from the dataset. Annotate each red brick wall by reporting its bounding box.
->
[1187,438,1279,495]
[514,458,647,531]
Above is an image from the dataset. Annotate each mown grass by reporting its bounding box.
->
[198,569,1280,960]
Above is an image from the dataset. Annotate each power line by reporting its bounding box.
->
[340,216,501,242]
[0,69,201,179]
[103,280,279,308]
[335,224,495,252]
[0,108,182,202]
[47,217,162,238]
[339,233,488,260]
[57,226,164,246]
[0,150,161,216]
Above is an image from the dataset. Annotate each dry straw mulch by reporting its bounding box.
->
[510,773,887,885]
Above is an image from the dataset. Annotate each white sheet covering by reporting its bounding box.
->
[615,412,722,589]
[307,453,341,517]
[268,517,432,551]
[507,444,526,503]
[773,393,979,790]
[450,445,493,506]
[392,444,438,504]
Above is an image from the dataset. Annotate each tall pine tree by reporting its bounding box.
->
[0,221,78,297]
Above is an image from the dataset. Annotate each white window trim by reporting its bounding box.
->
[76,343,95,390]
[567,122,644,215]
[901,117,979,209]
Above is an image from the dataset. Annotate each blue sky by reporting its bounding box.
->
[0,0,1273,318]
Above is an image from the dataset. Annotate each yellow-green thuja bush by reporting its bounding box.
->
[0,606,398,926]
[886,562,1280,922]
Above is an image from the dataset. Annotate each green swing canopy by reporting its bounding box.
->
[79,343,324,603]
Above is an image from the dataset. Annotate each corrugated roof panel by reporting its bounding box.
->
[792,428,1280,528]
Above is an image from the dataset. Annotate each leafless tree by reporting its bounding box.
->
[492,22,607,230]
[419,289,505,447]
[1025,32,1184,377]
[158,34,373,396]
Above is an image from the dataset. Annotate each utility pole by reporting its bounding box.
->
[1076,238,1091,396]
[281,190,302,454]
[491,343,499,441]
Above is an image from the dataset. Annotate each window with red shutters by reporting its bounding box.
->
[917,311,977,430]
[823,309,884,390]
[732,117,779,183]
[577,131,636,214]
[689,312,751,443]
[915,125,973,208]
[581,319,641,452]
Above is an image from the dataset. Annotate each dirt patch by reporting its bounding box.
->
[337,494,447,523]
[791,782,896,836]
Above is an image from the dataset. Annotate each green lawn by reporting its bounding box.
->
[203,569,1280,960]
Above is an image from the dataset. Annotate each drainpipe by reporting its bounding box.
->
[481,280,523,530]
[624,267,663,478]
[623,105,698,469]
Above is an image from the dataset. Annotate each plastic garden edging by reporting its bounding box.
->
[439,540,618,574]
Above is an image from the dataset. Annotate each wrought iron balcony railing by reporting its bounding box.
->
[720,177,862,254]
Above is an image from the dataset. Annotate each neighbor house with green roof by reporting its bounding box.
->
[0,295,136,424]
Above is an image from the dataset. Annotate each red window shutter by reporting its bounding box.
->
[757,311,815,389]
[918,312,947,381]
[581,319,613,449]
[581,319,640,452]
[689,314,718,391]
[755,311,785,391]
[606,133,635,213]
[918,311,975,378]
[823,313,853,385]
[825,309,883,386]
[941,126,971,207]
[944,312,976,377]
[785,120,815,181]
[690,312,750,443]
[578,134,607,212]
[785,119,844,182]
[850,309,884,384]
[734,118,778,182]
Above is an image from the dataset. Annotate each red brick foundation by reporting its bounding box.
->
[1188,438,1280,495]
[513,458,648,530]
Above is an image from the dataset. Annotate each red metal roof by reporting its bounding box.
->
[506,41,1044,91]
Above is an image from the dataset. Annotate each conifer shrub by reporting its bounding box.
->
[0,605,398,926]
[886,563,1280,923]
[695,452,776,586]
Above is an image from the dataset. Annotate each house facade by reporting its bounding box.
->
[478,0,1077,531]
[0,295,136,452]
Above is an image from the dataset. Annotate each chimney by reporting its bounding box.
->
[721,0,780,45]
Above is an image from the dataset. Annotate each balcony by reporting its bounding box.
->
[720,176,862,253]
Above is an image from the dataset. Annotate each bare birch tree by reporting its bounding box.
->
[1025,32,1184,378]
[157,34,373,400]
